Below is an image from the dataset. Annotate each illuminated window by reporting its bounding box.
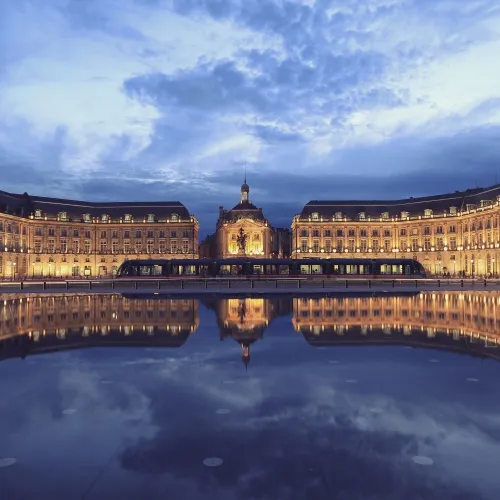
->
[401,211,409,219]
[101,214,109,222]
[311,212,319,221]
[83,213,91,223]
[58,212,68,221]
[301,240,308,252]
[381,212,389,220]
[334,212,343,221]
[360,240,367,252]
[171,213,179,222]
[466,204,475,211]
[449,206,457,215]
[34,209,42,219]
[147,214,155,222]
[480,200,491,208]
[358,212,366,220]
[313,240,320,252]
[124,214,132,222]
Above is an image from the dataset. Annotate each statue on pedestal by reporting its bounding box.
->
[236,227,247,255]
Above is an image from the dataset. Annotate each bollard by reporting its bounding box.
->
[89,281,92,290]
[484,279,487,288]
[66,281,69,290]
[438,279,440,288]
[112,281,115,290]
[20,282,23,291]
[461,279,464,288]
[43,281,46,290]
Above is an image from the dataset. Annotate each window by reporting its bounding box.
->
[147,214,155,222]
[348,239,355,252]
[171,231,177,238]
[358,212,366,220]
[125,214,132,222]
[301,229,308,237]
[348,229,355,237]
[183,230,190,238]
[336,229,343,237]
[171,213,179,222]
[301,240,308,252]
[100,241,107,253]
[147,230,154,238]
[311,212,319,221]
[372,240,379,252]
[436,225,443,234]
[61,229,67,237]
[400,240,407,251]
[466,204,475,211]
[401,211,409,219]
[135,230,142,238]
[61,239,67,252]
[384,240,391,252]
[423,226,431,235]
[35,209,42,219]
[360,240,367,252]
[48,239,55,253]
[159,230,165,238]
[400,228,407,236]
[312,229,320,237]
[101,231,107,238]
[112,241,118,254]
[436,237,444,250]
[480,200,491,208]
[381,212,389,220]
[360,229,367,237]
[159,240,166,253]
[182,240,189,253]
[372,230,379,237]
[313,240,320,252]
[35,228,42,236]
[101,214,109,222]
[48,228,55,236]
[34,240,41,253]
[411,238,418,252]
[58,212,68,221]
[83,213,91,223]
[424,237,431,251]
[112,230,118,238]
[449,206,457,215]
[424,209,433,218]
[336,239,343,252]
[448,225,456,233]
[325,240,332,252]
[73,240,79,253]
[335,212,343,221]
[170,240,178,253]
[135,241,142,253]
[147,240,154,253]
[383,229,391,237]
[449,237,457,250]
[124,241,130,253]
[84,241,91,253]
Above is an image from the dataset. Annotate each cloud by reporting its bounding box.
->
[1,0,500,234]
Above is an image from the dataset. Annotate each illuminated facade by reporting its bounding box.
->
[0,190,199,279]
[0,294,199,358]
[292,185,500,276]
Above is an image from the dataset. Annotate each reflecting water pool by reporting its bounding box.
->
[1,291,500,499]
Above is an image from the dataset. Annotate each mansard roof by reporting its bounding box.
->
[219,200,267,222]
[0,189,191,221]
[300,184,500,220]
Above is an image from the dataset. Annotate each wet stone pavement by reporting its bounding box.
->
[1,291,500,499]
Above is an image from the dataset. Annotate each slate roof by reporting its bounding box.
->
[220,200,267,222]
[300,185,500,220]
[0,189,191,221]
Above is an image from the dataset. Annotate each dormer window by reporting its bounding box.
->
[124,214,132,223]
[480,200,491,208]
[424,209,433,218]
[147,214,155,223]
[466,204,475,211]
[83,213,91,223]
[449,206,457,215]
[311,212,319,221]
[381,212,389,220]
[34,209,42,219]
[171,213,179,222]
[58,211,68,221]
[401,211,409,219]
[101,214,109,222]
[358,212,366,221]
[334,212,343,221]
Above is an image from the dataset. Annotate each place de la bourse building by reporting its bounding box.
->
[2,181,500,278]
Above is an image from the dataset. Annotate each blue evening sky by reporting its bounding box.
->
[1,0,500,233]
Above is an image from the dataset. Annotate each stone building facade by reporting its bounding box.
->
[0,190,198,279]
[292,185,500,276]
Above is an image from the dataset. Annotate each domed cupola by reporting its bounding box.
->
[241,176,250,203]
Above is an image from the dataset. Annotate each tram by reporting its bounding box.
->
[116,258,427,279]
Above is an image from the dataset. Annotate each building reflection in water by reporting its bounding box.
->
[293,292,500,358]
[1,292,500,362]
[0,294,199,361]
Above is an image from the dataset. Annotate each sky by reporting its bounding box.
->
[1,0,500,235]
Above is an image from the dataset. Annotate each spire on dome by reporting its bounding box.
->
[241,170,249,203]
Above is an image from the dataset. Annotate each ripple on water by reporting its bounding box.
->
[412,456,433,466]
[0,458,16,468]
[203,457,223,467]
